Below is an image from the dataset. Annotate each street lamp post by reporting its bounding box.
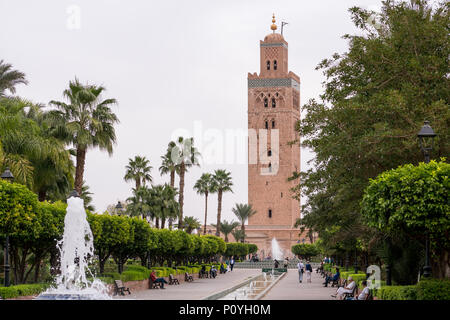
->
[417,121,436,279]
[1,167,14,287]
[115,201,124,216]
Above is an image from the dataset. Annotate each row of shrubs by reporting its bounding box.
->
[0,283,52,299]
[376,279,450,300]
[98,263,224,284]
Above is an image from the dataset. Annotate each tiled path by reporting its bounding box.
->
[262,269,336,300]
[114,269,260,300]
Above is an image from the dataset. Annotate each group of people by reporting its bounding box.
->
[296,260,313,283]
[323,266,371,300]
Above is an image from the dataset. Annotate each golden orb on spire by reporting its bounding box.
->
[271,13,277,32]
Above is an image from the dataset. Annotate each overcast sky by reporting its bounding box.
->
[1,0,384,224]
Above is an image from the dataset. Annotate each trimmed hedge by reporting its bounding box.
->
[0,283,51,299]
[376,279,450,300]
[377,285,418,300]
[416,279,450,300]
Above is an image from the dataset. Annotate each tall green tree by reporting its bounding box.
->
[212,220,239,242]
[49,78,119,194]
[124,155,153,190]
[183,216,201,234]
[0,60,28,97]
[167,137,200,229]
[232,203,257,243]
[211,169,233,236]
[194,173,214,235]
[293,0,449,264]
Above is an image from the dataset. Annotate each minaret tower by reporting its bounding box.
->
[246,15,302,258]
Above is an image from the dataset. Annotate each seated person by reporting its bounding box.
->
[323,268,340,287]
[332,276,356,300]
[150,270,168,289]
[210,265,217,278]
[220,263,227,274]
[200,265,207,277]
[354,280,370,300]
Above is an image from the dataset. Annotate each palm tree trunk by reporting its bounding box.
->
[178,161,185,228]
[161,217,166,229]
[75,147,87,194]
[170,170,175,188]
[203,192,208,235]
[215,190,222,236]
[155,217,160,229]
[135,178,141,190]
[241,223,245,243]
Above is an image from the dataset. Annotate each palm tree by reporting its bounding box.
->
[212,220,239,242]
[159,151,178,188]
[232,203,257,243]
[49,78,119,194]
[167,137,200,229]
[183,216,201,234]
[124,155,153,190]
[0,60,28,97]
[194,173,214,234]
[126,185,151,218]
[231,229,245,243]
[211,169,233,236]
[0,98,73,197]
[80,182,95,212]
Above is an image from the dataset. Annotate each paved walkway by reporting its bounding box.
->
[114,269,260,300]
[262,270,337,300]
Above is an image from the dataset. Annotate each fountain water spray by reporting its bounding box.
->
[36,193,110,300]
[271,238,284,261]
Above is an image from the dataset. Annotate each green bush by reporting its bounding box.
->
[125,265,151,278]
[416,279,450,300]
[120,271,148,282]
[377,285,417,300]
[0,283,50,299]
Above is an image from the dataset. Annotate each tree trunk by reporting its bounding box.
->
[38,189,46,202]
[216,190,222,236]
[155,218,160,229]
[241,223,245,243]
[135,178,141,190]
[178,162,185,228]
[75,147,87,194]
[161,218,166,229]
[170,170,175,188]
[203,192,208,235]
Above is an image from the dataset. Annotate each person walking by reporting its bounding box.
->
[305,261,313,283]
[230,257,235,272]
[297,259,305,283]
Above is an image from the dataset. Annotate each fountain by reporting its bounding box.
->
[35,191,110,300]
[271,238,284,261]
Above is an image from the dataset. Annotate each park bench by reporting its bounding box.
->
[169,274,179,285]
[149,277,163,289]
[343,285,358,300]
[199,268,209,279]
[185,272,194,282]
[114,280,131,296]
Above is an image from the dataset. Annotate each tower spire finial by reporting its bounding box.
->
[271,13,277,33]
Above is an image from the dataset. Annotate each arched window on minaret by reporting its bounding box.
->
[265,120,269,129]
[272,120,276,128]
[264,98,268,108]
[273,60,277,70]
[272,98,276,108]
[267,61,271,70]
[268,209,273,218]
[268,162,272,172]
[268,149,272,157]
